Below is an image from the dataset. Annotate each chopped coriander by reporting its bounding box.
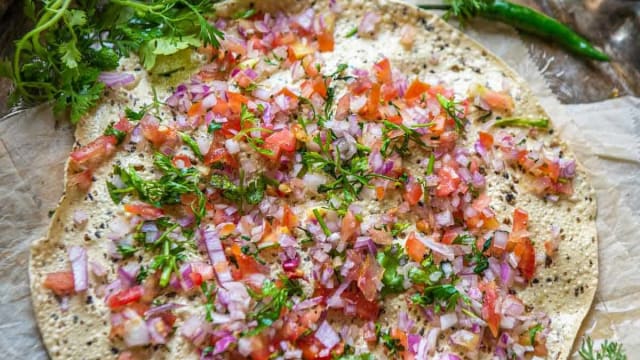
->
[528,324,543,346]
[453,234,491,274]
[116,244,137,258]
[436,94,466,133]
[493,117,549,128]
[104,122,127,144]
[233,8,256,19]
[179,132,203,160]
[313,208,332,237]
[377,244,407,295]
[390,222,410,237]
[208,122,222,133]
[380,120,431,157]
[345,27,358,38]
[201,282,216,322]
[247,278,302,335]
[426,152,435,175]
[410,284,470,313]
[375,324,404,355]
[125,107,146,121]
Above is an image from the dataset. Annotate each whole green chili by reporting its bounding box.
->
[419,0,609,62]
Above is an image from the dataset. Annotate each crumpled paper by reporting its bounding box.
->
[1,6,638,359]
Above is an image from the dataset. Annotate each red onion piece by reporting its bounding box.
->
[122,309,151,347]
[202,226,232,284]
[358,11,381,36]
[293,296,324,311]
[98,71,135,88]
[440,313,458,330]
[315,321,340,349]
[144,303,184,319]
[493,230,509,250]
[213,334,236,355]
[416,233,455,260]
[89,261,107,277]
[68,246,88,292]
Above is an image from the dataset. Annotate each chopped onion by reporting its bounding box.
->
[202,226,232,284]
[213,334,236,355]
[73,210,88,225]
[99,71,135,88]
[315,321,340,349]
[440,313,458,330]
[358,11,381,36]
[144,303,183,319]
[68,246,88,292]
[122,309,150,347]
[416,233,455,260]
[293,296,323,311]
[90,261,107,277]
[493,230,509,250]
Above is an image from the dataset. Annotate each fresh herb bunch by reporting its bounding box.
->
[1,0,224,123]
[579,336,627,360]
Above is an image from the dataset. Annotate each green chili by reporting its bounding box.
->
[419,0,609,62]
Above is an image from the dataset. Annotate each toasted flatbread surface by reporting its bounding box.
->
[30,0,597,358]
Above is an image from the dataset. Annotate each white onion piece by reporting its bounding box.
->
[122,309,150,347]
[440,313,458,330]
[493,230,509,250]
[315,321,340,349]
[416,233,455,261]
[68,246,88,292]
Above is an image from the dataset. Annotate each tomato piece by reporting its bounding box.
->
[360,82,381,120]
[340,210,359,242]
[191,262,214,282]
[514,239,536,281]
[226,92,249,114]
[478,131,494,149]
[140,117,179,148]
[107,286,144,309]
[204,145,237,168]
[390,328,409,359]
[187,102,204,118]
[481,90,514,113]
[263,129,296,160]
[405,232,427,262]
[341,289,380,321]
[403,177,423,206]
[282,204,299,230]
[317,30,334,52]
[70,135,117,168]
[381,83,399,102]
[373,58,392,85]
[69,168,94,191]
[43,271,75,296]
[436,166,461,197]
[230,244,265,277]
[274,32,296,46]
[298,335,331,360]
[404,79,430,103]
[124,202,164,220]
[249,335,271,360]
[481,281,501,337]
[172,154,192,169]
[512,208,528,234]
[311,76,328,98]
[113,117,133,134]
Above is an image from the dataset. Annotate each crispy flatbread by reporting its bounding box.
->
[30,0,597,358]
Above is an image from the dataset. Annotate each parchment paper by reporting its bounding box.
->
[1,7,638,359]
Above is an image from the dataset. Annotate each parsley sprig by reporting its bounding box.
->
[2,0,223,123]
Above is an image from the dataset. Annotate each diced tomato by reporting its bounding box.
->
[340,210,359,242]
[317,30,334,52]
[43,271,75,296]
[403,177,423,206]
[481,90,514,114]
[188,102,204,118]
[124,202,164,220]
[263,129,296,161]
[373,58,392,85]
[222,38,247,56]
[107,286,144,309]
[289,42,315,60]
[375,186,385,201]
[312,76,328,98]
[172,154,192,169]
[226,92,249,114]
[381,83,399,102]
[390,328,410,359]
[274,32,296,46]
[360,82,381,120]
[341,288,380,321]
[191,262,214,282]
[404,79,430,103]
[441,228,459,245]
[512,208,528,234]
[205,143,237,168]
[69,168,93,191]
[278,87,300,109]
[297,335,331,360]
[478,131,494,149]
[70,135,117,168]
[481,281,501,337]
[113,117,133,134]
[405,232,427,262]
[230,244,265,277]
[249,335,272,360]
[282,204,299,230]
[140,117,179,148]
[436,166,461,197]
[514,239,536,281]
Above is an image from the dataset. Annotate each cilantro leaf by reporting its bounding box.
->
[376,244,407,295]
[248,278,302,335]
[411,284,470,313]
